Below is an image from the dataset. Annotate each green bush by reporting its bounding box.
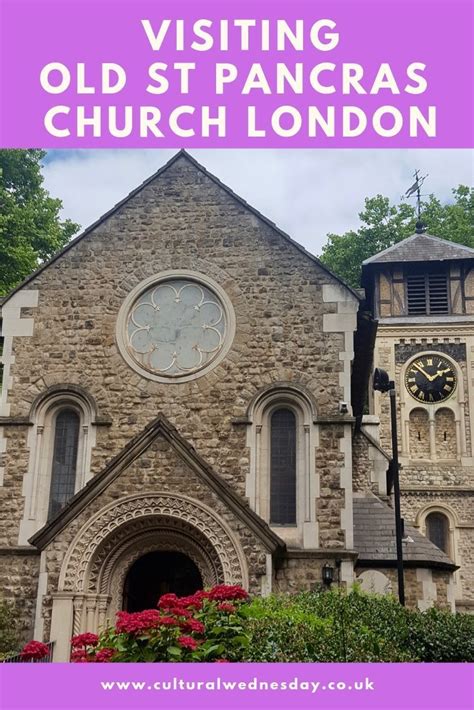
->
[406,607,474,662]
[241,589,474,663]
[0,597,20,656]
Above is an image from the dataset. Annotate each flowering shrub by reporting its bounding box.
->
[69,585,250,663]
[20,640,50,661]
[21,588,474,663]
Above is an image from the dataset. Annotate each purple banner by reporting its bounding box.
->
[0,663,473,710]
[0,0,472,147]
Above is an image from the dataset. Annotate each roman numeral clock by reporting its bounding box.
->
[405,355,457,403]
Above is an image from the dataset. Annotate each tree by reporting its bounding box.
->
[319,186,474,288]
[0,149,79,296]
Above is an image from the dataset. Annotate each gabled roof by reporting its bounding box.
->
[353,495,456,570]
[363,233,474,266]
[1,150,361,308]
[29,413,286,555]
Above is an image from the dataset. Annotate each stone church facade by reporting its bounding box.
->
[0,152,458,661]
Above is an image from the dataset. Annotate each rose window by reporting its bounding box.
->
[125,279,228,378]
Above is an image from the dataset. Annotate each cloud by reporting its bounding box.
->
[42,149,473,256]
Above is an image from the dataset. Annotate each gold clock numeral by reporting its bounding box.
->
[446,376,454,382]
[408,377,416,383]
[416,360,424,367]
[418,391,425,400]
[428,393,434,402]
[410,384,418,393]
[444,385,452,392]
[426,358,433,365]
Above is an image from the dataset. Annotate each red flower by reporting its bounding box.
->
[170,607,192,618]
[214,659,231,663]
[71,649,90,663]
[217,602,236,613]
[180,619,205,634]
[177,594,203,610]
[20,641,49,661]
[115,609,162,634]
[158,593,179,609]
[177,635,198,651]
[158,616,179,627]
[208,585,249,602]
[71,632,99,648]
[95,648,116,663]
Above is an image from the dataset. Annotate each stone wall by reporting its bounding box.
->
[355,565,454,611]
[0,551,40,644]
[275,553,356,593]
[400,490,474,606]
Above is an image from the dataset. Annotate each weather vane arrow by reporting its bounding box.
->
[402,169,429,231]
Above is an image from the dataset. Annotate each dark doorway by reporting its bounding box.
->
[123,550,203,612]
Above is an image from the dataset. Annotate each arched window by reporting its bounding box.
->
[435,408,457,459]
[19,387,97,544]
[270,408,296,525]
[245,385,318,547]
[425,512,449,553]
[48,409,80,519]
[409,408,430,459]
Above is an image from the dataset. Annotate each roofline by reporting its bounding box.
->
[362,232,474,267]
[356,558,458,572]
[1,149,361,308]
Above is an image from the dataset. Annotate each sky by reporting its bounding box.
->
[42,149,473,257]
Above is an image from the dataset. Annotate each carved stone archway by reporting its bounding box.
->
[50,493,248,660]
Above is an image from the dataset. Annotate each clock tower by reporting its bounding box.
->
[362,231,474,613]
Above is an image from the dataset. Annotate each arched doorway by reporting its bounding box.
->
[52,494,249,661]
[123,550,203,612]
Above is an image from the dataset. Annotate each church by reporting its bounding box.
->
[0,151,467,661]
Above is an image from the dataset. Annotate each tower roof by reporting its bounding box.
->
[363,233,474,266]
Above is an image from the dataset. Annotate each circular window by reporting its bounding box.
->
[116,271,235,382]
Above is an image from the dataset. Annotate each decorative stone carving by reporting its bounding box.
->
[105,530,222,615]
[59,493,248,596]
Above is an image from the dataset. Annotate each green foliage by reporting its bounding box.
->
[405,606,474,662]
[242,589,474,663]
[0,597,20,656]
[0,149,79,296]
[65,586,474,663]
[320,187,474,288]
[243,590,413,662]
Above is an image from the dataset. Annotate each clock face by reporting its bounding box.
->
[405,354,457,403]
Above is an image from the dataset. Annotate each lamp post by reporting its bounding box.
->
[373,368,405,606]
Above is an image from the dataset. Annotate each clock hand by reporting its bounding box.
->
[432,368,452,380]
[413,364,435,382]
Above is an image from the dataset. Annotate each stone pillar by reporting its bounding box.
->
[428,412,436,460]
[73,595,85,636]
[97,595,111,630]
[85,597,97,632]
[459,402,468,457]
[50,593,74,662]
[255,425,262,517]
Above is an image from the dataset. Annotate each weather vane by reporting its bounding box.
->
[402,169,429,233]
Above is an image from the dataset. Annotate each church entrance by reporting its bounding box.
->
[123,550,203,612]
